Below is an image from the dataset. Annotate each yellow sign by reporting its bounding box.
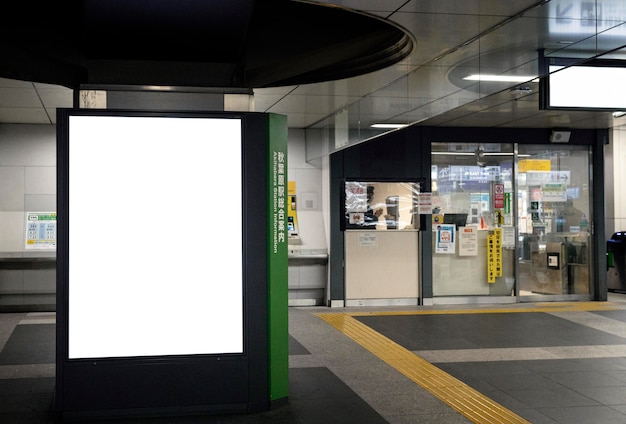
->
[287,181,299,237]
[288,181,296,195]
[487,228,503,283]
[518,159,551,173]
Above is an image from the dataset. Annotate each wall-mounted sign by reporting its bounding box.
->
[25,212,56,250]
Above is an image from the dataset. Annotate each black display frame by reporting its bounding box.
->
[539,52,626,111]
[55,109,270,419]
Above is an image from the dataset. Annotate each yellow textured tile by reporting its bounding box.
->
[317,312,532,423]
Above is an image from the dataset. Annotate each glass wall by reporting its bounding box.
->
[431,143,515,297]
[517,145,591,297]
[343,181,420,231]
[430,142,592,299]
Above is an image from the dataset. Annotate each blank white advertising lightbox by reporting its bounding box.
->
[68,115,243,359]
[549,65,626,109]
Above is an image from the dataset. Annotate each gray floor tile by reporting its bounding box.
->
[0,324,55,365]
[537,405,626,424]
[574,386,626,405]
[4,297,626,423]
[505,387,600,408]
[543,371,626,388]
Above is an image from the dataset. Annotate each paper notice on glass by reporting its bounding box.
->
[435,224,455,254]
[458,226,477,256]
[418,192,432,214]
[502,226,516,249]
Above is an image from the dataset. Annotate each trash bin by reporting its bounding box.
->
[607,231,626,291]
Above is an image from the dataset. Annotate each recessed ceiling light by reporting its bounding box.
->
[370,123,408,129]
[463,74,538,83]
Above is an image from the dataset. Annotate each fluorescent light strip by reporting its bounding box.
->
[463,74,538,83]
[371,123,408,129]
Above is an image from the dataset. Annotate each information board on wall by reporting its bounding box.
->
[25,212,56,250]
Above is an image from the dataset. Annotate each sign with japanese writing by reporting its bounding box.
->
[417,192,432,214]
[526,171,570,186]
[271,148,287,253]
[487,228,503,283]
[518,159,551,172]
[435,224,455,254]
[358,232,378,247]
[458,226,478,256]
[542,183,567,202]
[267,113,289,401]
[25,212,56,250]
[345,181,368,213]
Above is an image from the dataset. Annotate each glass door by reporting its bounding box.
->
[517,145,591,298]
[431,143,516,298]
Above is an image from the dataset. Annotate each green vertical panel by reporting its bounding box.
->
[267,113,289,401]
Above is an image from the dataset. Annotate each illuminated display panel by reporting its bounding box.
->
[67,115,243,359]
[548,64,626,110]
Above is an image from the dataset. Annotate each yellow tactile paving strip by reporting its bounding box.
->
[317,302,623,424]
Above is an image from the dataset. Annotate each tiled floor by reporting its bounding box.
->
[4,294,626,423]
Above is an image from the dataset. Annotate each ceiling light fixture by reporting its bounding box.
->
[463,74,538,83]
[370,123,408,129]
[612,111,626,118]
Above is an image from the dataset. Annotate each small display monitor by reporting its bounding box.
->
[443,213,468,229]
[385,196,399,218]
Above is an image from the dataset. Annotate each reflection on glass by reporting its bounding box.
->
[431,142,515,297]
[344,181,420,231]
[517,145,591,296]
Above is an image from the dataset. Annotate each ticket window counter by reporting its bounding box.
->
[343,181,421,306]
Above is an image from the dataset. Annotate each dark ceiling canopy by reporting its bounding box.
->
[0,0,413,89]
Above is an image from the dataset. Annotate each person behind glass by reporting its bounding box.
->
[363,185,383,229]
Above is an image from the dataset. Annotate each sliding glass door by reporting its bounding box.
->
[517,145,591,298]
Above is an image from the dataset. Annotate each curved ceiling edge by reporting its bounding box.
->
[0,0,414,90]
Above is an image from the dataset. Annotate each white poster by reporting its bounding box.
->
[458,226,477,256]
[358,232,378,247]
[418,192,433,214]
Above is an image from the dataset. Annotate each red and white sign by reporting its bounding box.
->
[493,183,505,209]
